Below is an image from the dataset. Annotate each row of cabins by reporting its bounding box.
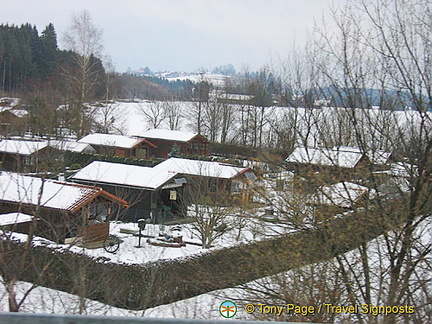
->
[0,129,254,242]
[77,129,210,159]
[0,139,98,172]
[0,142,411,242]
[70,157,257,222]
[283,146,412,217]
[285,146,392,184]
[0,157,257,242]
[0,129,211,172]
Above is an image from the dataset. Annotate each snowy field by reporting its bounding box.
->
[92,100,431,148]
[92,101,195,137]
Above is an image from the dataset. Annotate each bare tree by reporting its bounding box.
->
[219,101,235,143]
[202,100,222,142]
[229,2,431,323]
[190,203,231,249]
[94,102,126,134]
[62,10,104,137]
[0,176,55,312]
[322,1,431,321]
[137,101,165,129]
[162,99,183,130]
[180,164,234,249]
[189,73,211,134]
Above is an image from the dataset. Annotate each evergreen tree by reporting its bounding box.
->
[0,23,62,92]
[168,144,181,158]
[37,23,59,77]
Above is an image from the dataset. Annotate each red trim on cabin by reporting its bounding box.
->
[54,181,129,213]
[133,138,157,148]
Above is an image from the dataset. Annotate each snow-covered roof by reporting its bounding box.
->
[0,212,33,226]
[286,147,364,169]
[316,182,369,208]
[0,97,20,108]
[367,150,392,165]
[211,91,253,102]
[223,94,253,101]
[0,108,28,118]
[0,140,48,155]
[0,172,124,213]
[334,146,392,165]
[378,177,410,197]
[70,161,178,190]
[139,129,201,142]
[49,140,95,153]
[374,162,417,178]
[9,109,28,118]
[153,157,249,179]
[78,133,144,149]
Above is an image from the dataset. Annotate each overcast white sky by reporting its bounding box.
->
[1,0,342,73]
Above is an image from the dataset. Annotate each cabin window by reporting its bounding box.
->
[245,171,257,181]
[89,203,108,223]
[231,181,243,193]
[209,178,218,192]
[191,141,208,151]
[23,156,32,165]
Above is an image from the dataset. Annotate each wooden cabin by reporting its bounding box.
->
[70,158,258,223]
[0,97,27,136]
[0,172,127,243]
[0,139,49,172]
[136,129,210,158]
[152,157,257,204]
[70,161,184,223]
[78,133,157,159]
[312,181,370,221]
[285,146,370,187]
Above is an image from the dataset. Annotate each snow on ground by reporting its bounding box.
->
[0,262,251,319]
[2,215,429,321]
[93,101,195,137]
[144,286,250,320]
[0,276,141,316]
[145,215,432,321]
[0,274,247,319]
[93,100,430,149]
[4,205,293,266]
[94,213,291,265]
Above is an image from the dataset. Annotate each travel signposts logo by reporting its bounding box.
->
[219,300,237,318]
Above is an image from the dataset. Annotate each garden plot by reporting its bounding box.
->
[3,206,294,266]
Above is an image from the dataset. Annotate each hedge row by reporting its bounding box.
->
[64,151,161,169]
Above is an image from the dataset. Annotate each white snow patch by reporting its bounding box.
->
[0,212,33,226]
[71,161,178,190]
[0,140,47,155]
[78,133,144,149]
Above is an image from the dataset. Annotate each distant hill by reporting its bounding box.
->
[116,75,173,100]
[320,86,426,110]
